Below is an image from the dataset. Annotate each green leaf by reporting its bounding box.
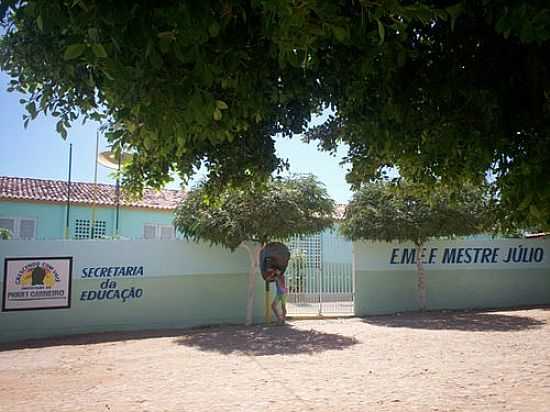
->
[23,3,36,17]
[88,28,99,42]
[333,26,347,42]
[103,70,115,81]
[174,44,186,63]
[158,37,171,54]
[73,0,89,11]
[91,43,108,58]
[63,44,86,60]
[215,100,228,110]
[148,49,163,69]
[213,109,222,121]
[529,204,543,219]
[209,22,220,38]
[446,3,463,32]
[376,19,385,45]
[25,101,37,119]
[56,120,67,139]
[157,31,176,40]
[36,15,43,31]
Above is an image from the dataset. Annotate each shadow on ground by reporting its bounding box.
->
[0,324,358,355]
[0,329,193,352]
[362,311,546,332]
[175,324,358,356]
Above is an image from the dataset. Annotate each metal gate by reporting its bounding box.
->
[283,233,354,316]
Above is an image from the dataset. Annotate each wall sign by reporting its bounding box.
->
[79,265,145,303]
[2,257,72,311]
[354,239,550,272]
[389,246,545,265]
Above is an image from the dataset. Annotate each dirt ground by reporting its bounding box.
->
[1,308,549,412]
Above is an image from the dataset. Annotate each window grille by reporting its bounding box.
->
[74,219,106,239]
[92,220,107,238]
[74,219,90,239]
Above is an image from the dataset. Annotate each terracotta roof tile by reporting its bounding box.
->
[0,176,185,210]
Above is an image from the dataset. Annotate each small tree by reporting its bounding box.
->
[0,228,12,240]
[341,181,490,310]
[175,175,335,325]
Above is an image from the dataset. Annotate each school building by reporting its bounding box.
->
[0,175,352,265]
[0,176,184,240]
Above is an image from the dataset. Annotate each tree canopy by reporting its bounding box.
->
[1,1,549,230]
[341,181,490,245]
[305,1,550,232]
[174,174,334,325]
[341,180,491,309]
[174,175,335,250]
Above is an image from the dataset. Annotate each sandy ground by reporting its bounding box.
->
[1,308,549,412]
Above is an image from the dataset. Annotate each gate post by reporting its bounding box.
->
[264,280,271,323]
[318,267,322,316]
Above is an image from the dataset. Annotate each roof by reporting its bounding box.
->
[0,176,185,211]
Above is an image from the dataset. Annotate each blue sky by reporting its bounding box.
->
[0,71,353,203]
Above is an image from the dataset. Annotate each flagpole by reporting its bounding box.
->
[115,145,121,237]
[64,143,73,239]
[91,131,99,239]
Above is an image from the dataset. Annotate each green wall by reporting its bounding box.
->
[0,200,175,239]
[0,275,267,343]
[355,268,550,315]
[119,208,175,239]
[355,270,418,315]
[354,240,550,315]
[0,201,65,239]
[0,240,267,343]
[4,237,547,343]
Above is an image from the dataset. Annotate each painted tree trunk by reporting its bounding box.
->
[242,243,262,326]
[415,242,427,311]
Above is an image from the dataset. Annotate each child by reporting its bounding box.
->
[271,269,288,323]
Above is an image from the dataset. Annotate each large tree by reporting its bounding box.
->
[1,1,549,230]
[305,1,550,233]
[174,175,335,325]
[341,181,490,310]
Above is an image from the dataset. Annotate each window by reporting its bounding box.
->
[144,223,175,240]
[0,218,15,237]
[143,223,157,240]
[74,219,107,239]
[0,217,37,240]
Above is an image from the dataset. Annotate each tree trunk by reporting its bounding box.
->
[415,242,427,311]
[242,243,262,326]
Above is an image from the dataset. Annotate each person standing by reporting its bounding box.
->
[271,269,288,323]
